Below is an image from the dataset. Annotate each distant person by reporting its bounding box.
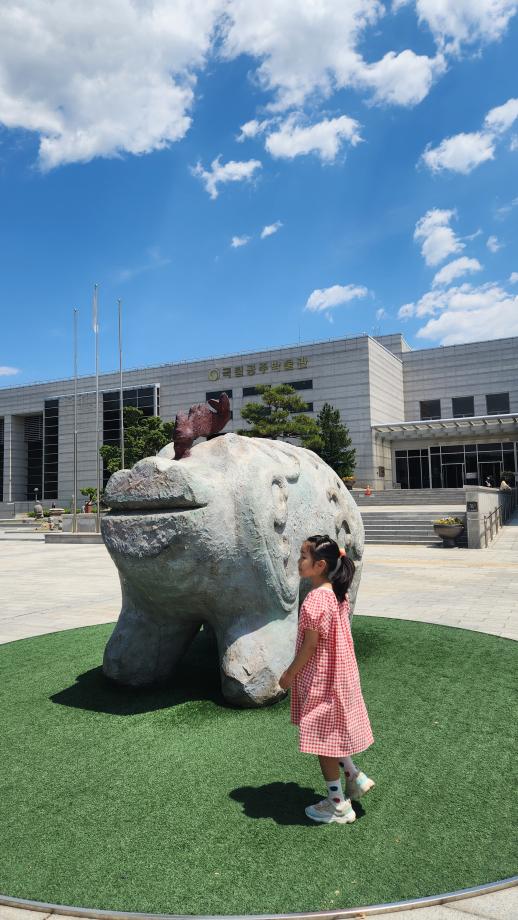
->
[500,479,512,492]
[279,535,374,825]
[485,476,493,488]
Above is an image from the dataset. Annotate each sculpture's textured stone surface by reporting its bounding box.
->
[101,434,364,707]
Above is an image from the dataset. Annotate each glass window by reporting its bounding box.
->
[486,392,510,414]
[395,455,409,489]
[408,455,422,488]
[420,399,441,420]
[288,379,313,391]
[431,452,442,488]
[44,399,59,499]
[465,454,478,474]
[478,442,502,452]
[452,396,474,418]
[421,455,430,488]
[206,389,233,400]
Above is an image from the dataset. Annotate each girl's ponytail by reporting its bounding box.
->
[306,534,356,602]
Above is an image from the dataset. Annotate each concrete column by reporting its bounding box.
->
[2,415,28,503]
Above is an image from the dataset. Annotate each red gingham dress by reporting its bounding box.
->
[290,587,374,757]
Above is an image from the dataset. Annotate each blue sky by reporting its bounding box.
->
[0,0,517,387]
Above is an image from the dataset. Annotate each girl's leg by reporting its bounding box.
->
[339,756,359,780]
[318,755,341,781]
[318,755,347,804]
[340,755,376,799]
[304,755,356,823]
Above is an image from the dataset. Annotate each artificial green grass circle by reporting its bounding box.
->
[0,618,516,915]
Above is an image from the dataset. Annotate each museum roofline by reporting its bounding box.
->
[0,331,406,392]
[373,413,518,437]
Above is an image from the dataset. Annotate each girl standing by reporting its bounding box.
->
[279,535,374,824]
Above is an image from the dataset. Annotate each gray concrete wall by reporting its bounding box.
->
[10,416,27,501]
[367,339,405,489]
[402,336,518,421]
[374,333,412,356]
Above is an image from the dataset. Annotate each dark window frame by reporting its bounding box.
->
[486,392,510,415]
[451,395,475,418]
[419,399,441,420]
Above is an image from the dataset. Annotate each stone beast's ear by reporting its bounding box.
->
[241,439,301,611]
[325,475,363,561]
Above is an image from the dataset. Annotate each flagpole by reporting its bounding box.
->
[72,308,79,534]
[118,299,125,469]
[93,284,101,534]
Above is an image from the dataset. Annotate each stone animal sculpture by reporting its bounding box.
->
[174,393,231,459]
[101,417,364,707]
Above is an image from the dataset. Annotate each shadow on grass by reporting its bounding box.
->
[50,626,226,715]
[230,782,366,826]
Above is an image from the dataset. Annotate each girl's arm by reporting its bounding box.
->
[279,628,319,690]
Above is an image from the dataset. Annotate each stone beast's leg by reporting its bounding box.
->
[215,610,298,707]
[103,586,201,687]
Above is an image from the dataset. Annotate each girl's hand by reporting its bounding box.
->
[279,669,293,690]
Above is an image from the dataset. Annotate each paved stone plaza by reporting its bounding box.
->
[0,520,516,920]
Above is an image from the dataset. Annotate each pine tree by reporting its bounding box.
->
[316,403,356,478]
[100,406,175,475]
[238,384,323,452]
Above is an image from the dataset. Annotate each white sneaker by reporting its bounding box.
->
[305,797,356,824]
[345,770,375,800]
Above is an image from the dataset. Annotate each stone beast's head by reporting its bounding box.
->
[101,434,364,705]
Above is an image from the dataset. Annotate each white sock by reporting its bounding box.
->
[326,777,345,804]
[339,757,359,781]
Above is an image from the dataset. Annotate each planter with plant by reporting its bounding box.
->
[433,516,465,548]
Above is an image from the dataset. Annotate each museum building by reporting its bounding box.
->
[0,331,517,506]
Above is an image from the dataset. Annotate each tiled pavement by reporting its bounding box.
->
[1,515,516,920]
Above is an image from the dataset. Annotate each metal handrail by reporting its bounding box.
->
[483,487,518,546]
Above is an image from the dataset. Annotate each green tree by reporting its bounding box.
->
[316,403,356,478]
[100,406,175,475]
[238,384,323,452]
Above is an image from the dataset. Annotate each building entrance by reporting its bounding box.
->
[394,440,516,489]
[478,461,503,488]
[441,463,465,489]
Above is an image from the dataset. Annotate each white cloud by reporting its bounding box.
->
[0,0,224,169]
[422,131,495,174]
[509,272,518,283]
[486,235,503,252]
[510,135,518,151]
[305,283,369,312]
[265,114,361,162]
[415,283,518,345]
[414,208,464,266]
[399,1,518,52]
[2,2,516,171]
[495,196,518,219]
[236,119,270,142]
[484,97,518,133]
[191,156,262,199]
[220,1,385,111]
[421,97,518,174]
[398,303,415,318]
[260,221,283,239]
[356,49,445,107]
[230,235,250,248]
[432,256,483,286]
[375,307,387,319]
[0,366,20,376]
[222,2,448,112]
